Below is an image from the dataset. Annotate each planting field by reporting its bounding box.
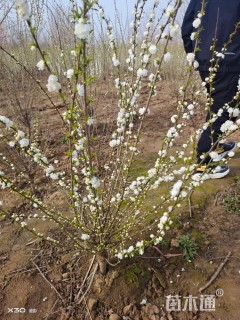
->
[0,78,240,319]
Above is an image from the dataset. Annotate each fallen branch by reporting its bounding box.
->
[199,251,232,293]
[75,254,96,302]
[153,246,183,259]
[77,263,98,305]
[32,260,64,302]
[214,190,221,206]
[84,296,93,320]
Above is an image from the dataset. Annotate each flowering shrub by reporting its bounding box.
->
[0,0,239,271]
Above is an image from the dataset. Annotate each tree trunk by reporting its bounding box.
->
[97,254,107,275]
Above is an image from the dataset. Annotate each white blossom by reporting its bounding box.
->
[117,252,123,260]
[81,233,90,240]
[193,18,201,28]
[165,5,175,18]
[146,21,152,29]
[91,176,100,188]
[65,69,74,79]
[190,32,196,40]
[8,141,15,147]
[170,180,182,198]
[233,109,240,117]
[112,54,120,67]
[140,298,147,305]
[46,75,61,93]
[143,54,149,63]
[19,138,29,148]
[45,165,54,176]
[127,246,134,253]
[0,116,13,128]
[216,52,225,59]
[16,130,25,140]
[15,0,30,20]
[50,173,59,180]
[171,115,178,123]
[77,84,85,97]
[149,44,157,55]
[109,140,119,148]
[36,60,45,71]
[20,221,27,227]
[161,31,169,39]
[87,117,94,126]
[164,52,172,62]
[167,127,178,138]
[149,73,155,82]
[193,60,199,69]
[130,21,134,28]
[228,151,235,157]
[139,107,146,115]
[186,53,195,65]
[169,24,179,37]
[209,151,222,162]
[220,120,238,133]
[71,50,77,57]
[187,104,194,110]
[137,68,148,78]
[74,18,89,39]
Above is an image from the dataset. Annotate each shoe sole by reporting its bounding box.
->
[209,168,230,179]
[193,168,230,179]
[218,143,238,160]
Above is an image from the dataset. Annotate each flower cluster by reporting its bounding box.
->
[36,60,45,71]
[15,0,30,20]
[74,18,89,40]
[186,53,199,69]
[0,116,13,128]
[192,13,202,29]
[46,75,61,93]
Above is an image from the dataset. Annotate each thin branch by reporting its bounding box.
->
[199,251,232,293]
[153,246,183,259]
[76,263,98,305]
[32,260,64,302]
[189,190,194,218]
[75,254,96,302]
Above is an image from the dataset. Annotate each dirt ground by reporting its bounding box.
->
[0,78,240,320]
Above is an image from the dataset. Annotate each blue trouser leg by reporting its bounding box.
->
[197,71,240,164]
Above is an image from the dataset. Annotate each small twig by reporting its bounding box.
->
[75,255,96,302]
[214,191,221,206]
[77,263,98,305]
[32,260,64,302]
[136,256,164,259]
[199,251,232,293]
[153,246,183,259]
[189,190,194,218]
[5,266,40,277]
[227,182,237,191]
[206,255,240,261]
[84,296,93,320]
[106,258,121,267]
[43,299,59,320]
[26,239,38,246]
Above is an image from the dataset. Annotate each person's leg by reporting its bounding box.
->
[197,71,239,164]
